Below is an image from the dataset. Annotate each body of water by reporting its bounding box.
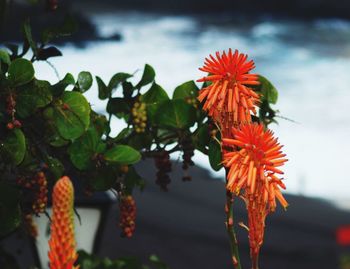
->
[34,12,350,205]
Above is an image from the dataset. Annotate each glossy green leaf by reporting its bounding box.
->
[258,75,278,104]
[8,58,34,86]
[141,83,169,123]
[104,145,141,165]
[106,97,130,119]
[96,76,109,100]
[108,72,132,91]
[1,129,26,165]
[48,91,90,140]
[136,64,155,88]
[0,49,10,65]
[192,124,210,154]
[68,127,106,170]
[173,80,199,99]
[23,19,37,54]
[37,46,62,61]
[208,139,222,171]
[142,83,169,104]
[88,165,118,192]
[156,99,196,129]
[0,182,21,237]
[122,81,134,98]
[52,73,75,96]
[16,79,52,118]
[46,156,64,179]
[77,71,93,92]
[124,166,145,194]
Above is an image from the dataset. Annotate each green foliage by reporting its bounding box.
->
[258,75,278,104]
[77,71,93,93]
[1,129,26,165]
[136,64,155,88]
[46,91,91,140]
[173,80,199,99]
[156,99,196,129]
[104,145,141,165]
[255,75,280,126]
[16,79,52,118]
[208,139,222,171]
[8,58,34,86]
[0,10,282,242]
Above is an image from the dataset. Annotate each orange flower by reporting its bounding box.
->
[197,49,260,126]
[222,123,288,264]
[48,176,79,269]
[222,124,288,209]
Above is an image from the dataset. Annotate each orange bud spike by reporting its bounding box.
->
[48,176,79,269]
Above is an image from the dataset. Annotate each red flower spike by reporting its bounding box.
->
[222,123,288,262]
[48,176,79,269]
[197,49,260,129]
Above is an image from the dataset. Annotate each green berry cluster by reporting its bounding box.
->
[132,101,147,133]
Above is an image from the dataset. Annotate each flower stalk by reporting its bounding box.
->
[225,185,242,269]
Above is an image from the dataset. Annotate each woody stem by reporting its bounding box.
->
[225,186,242,269]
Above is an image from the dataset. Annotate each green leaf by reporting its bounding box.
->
[68,127,106,170]
[141,83,169,123]
[16,79,53,118]
[77,71,93,92]
[23,19,37,54]
[142,83,169,104]
[8,58,34,86]
[46,156,64,179]
[136,64,155,88]
[0,182,21,237]
[48,91,90,140]
[155,99,196,129]
[108,72,132,91]
[258,75,278,104]
[173,80,199,99]
[36,46,62,61]
[1,129,26,165]
[0,49,10,65]
[96,76,109,100]
[104,145,141,165]
[106,97,130,119]
[127,132,153,150]
[208,139,222,171]
[89,165,118,192]
[122,81,134,98]
[124,166,145,194]
[114,127,132,142]
[52,73,75,96]
[192,123,210,154]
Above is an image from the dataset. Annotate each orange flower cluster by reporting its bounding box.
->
[48,176,79,269]
[222,124,288,259]
[197,49,260,134]
[198,49,288,268]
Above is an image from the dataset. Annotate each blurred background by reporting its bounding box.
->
[1,0,350,268]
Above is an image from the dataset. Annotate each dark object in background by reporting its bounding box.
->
[0,1,122,45]
[1,160,349,268]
